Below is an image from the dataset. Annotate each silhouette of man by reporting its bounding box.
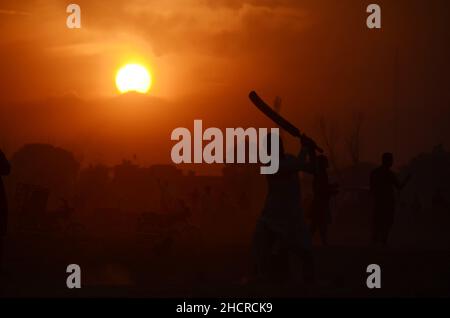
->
[370,152,410,247]
[310,155,338,246]
[252,133,315,283]
[0,149,10,266]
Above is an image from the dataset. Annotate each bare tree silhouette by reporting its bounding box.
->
[346,111,364,166]
[317,115,341,175]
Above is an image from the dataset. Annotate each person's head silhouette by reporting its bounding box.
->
[381,152,393,168]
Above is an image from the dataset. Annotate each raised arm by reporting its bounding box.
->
[276,136,316,174]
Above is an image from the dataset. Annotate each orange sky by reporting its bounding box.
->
[0,0,449,171]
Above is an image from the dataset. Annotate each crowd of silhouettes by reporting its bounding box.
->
[3,139,450,288]
[250,134,418,285]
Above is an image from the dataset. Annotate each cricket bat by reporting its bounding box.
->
[249,91,323,153]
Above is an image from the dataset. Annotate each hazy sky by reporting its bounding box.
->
[0,0,449,170]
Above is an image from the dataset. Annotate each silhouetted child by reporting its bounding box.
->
[370,152,410,247]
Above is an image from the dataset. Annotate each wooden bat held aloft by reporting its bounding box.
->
[249,91,323,153]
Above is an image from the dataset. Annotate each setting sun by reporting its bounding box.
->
[115,64,152,94]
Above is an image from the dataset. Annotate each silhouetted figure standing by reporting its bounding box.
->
[370,152,410,247]
[310,155,338,246]
[0,149,10,267]
[252,134,315,284]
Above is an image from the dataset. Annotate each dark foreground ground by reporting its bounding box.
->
[0,232,449,298]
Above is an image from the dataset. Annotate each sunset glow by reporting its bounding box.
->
[115,64,152,94]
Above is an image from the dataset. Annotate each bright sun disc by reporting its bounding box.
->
[115,64,152,94]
